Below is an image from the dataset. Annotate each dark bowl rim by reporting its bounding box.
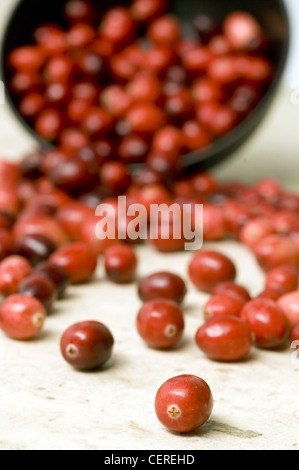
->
[0,0,291,172]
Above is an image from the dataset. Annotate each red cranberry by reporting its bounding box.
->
[223,12,262,51]
[101,85,132,118]
[9,46,44,71]
[213,281,251,303]
[182,120,211,152]
[203,294,245,321]
[197,102,238,137]
[43,55,74,83]
[99,162,131,196]
[256,287,287,302]
[81,107,114,138]
[64,1,97,23]
[193,14,221,43]
[137,298,184,350]
[202,203,226,241]
[60,321,114,370]
[117,134,149,164]
[14,215,69,247]
[0,294,46,340]
[188,250,236,293]
[265,265,298,293]
[240,298,289,349]
[50,242,98,284]
[125,103,166,136]
[182,46,214,75]
[104,243,138,284]
[0,255,33,297]
[0,186,21,218]
[35,262,69,299]
[152,126,183,159]
[278,292,299,329]
[253,234,299,272]
[56,202,94,241]
[143,46,176,76]
[126,72,163,104]
[253,178,282,204]
[18,273,57,312]
[100,7,136,46]
[155,374,213,433]
[49,158,96,194]
[131,0,167,23]
[34,108,63,141]
[147,15,181,46]
[0,230,14,261]
[138,272,187,304]
[239,217,275,248]
[66,22,96,49]
[33,25,67,56]
[14,233,57,266]
[19,92,44,120]
[196,316,253,361]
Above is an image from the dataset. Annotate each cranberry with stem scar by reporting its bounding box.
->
[60,321,114,371]
[240,298,289,349]
[188,250,236,293]
[138,272,187,304]
[203,293,246,321]
[155,374,213,433]
[104,243,138,284]
[137,298,184,350]
[195,315,253,361]
[0,294,46,340]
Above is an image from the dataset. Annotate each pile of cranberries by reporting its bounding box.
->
[8,0,274,181]
[0,0,298,435]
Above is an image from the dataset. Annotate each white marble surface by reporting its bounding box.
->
[0,0,299,451]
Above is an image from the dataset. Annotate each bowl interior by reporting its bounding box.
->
[0,0,290,173]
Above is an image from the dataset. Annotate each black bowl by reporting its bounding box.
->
[0,0,290,174]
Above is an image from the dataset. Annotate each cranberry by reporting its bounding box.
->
[67,98,91,123]
[56,202,94,241]
[100,7,136,46]
[49,242,98,284]
[152,126,183,159]
[33,25,67,56]
[193,14,221,43]
[197,102,238,137]
[99,162,131,196]
[208,55,240,84]
[14,233,57,266]
[17,273,57,311]
[182,46,214,75]
[34,108,63,141]
[19,92,45,120]
[117,134,149,164]
[138,272,187,304]
[101,85,132,118]
[131,0,167,23]
[72,81,100,102]
[81,107,114,138]
[155,374,213,433]
[104,243,138,284]
[14,215,68,247]
[59,128,89,153]
[278,292,299,329]
[240,298,289,349]
[203,294,245,321]
[144,46,176,76]
[147,15,181,46]
[66,22,96,49]
[10,71,41,95]
[9,46,44,71]
[126,72,163,104]
[165,88,194,122]
[265,265,298,293]
[49,158,96,194]
[0,230,14,261]
[223,12,262,51]
[0,255,33,297]
[137,298,184,349]
[43,55,74,83]
[64,1,96,23]
[60,321,114,370]
[188,250,236,293]
[253,178,282,204]
[0,186,21,218]
[239,217,275,248]
[256,287,287,301]
[196,315,253,361]
[0,294,46,340]
[213,281,251,303]
[125,103,166,136]
[202,203,226,241]
[253,234,299,272]
[35,262,70,299]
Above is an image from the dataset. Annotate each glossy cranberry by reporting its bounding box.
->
[265,265,298,293]
[10,70,41,95]
[202,203,226,241]
[253,234,299,272]
[67,98,90,124]
[117,134,148,164]
[50,242,98,284]
[193,14,221,43]
[148,15,181,46]
[66,22,96,48]
[14,215,68,248]
[272,210,299,234]
[208,55,240,85]
[104,243,137,284]
[125,103,166,136]
[136,298,184,350]
[155,374,213,433]
[144,46,176,76]
[188,250,236,293]
[182,46,214,75]
[191,78,221,104]
[138,272,187,304]
[0,294,46,340]
[146,151,180,178]
[290,321,299,344]
[60,321,114,370]
[33,25,67,56]
[34,108,63,141]
[100,7,136,45]
[64,0,97,23]
[223,12,262,51]
[131,0,167,23]
[35,262,70,299]
[0,255,33,297]
[43,55,74,84]
[253,178,282,204]
[126,72,163,104]
[49,158,96,194]
[278,292,299,329]
[222,199,252,236]
[14,233,57,266]
[240,298,289,349]
[76,51,104,79]
[100,162,131,196]
[9,46,44,71]
[56,201,94,241]
[19,92,44,120]
[197,102,238,137]
[101,85,132,118]
[151,126,183,159]
[195,316,253,361]
[239,217,275,248]
[72,81,100,103]
[81,107,114,138]
[213,281,251,303]
[17,273,57,311]
[0,186,21,218]
[165,88,194,122]
[256,287,287,302]
[203,294,245,321]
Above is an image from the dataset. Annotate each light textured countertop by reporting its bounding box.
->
[0,0,298,451]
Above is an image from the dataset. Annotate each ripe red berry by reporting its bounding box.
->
[60,321,114,370]
[17,273,57,312]
[240,298,289,349]
[277,292,299,329]
[195,316,253,361]
[265,265,298,293]
[155,374,213,433]
[0,294,46,340]
[188,250,236,293]
[203,293,245,321]
[138,272,187,304]
[104,243,138,284]
[136,298,184,349]
[0,255,33,297]
[212,281,251,303]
